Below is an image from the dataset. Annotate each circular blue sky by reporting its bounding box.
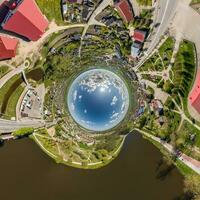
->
[67,69,129,132]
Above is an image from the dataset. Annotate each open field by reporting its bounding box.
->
[191,0,200,4]
[172,41,196,98]
[0,66,10,79]
[5,84,25,118]
[0,75,20,111]
[35,0,63,25]
[158,37,175,67]
[0,74,24,118]
[136,0,152,6]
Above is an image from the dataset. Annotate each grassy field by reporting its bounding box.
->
[136,0,152,6]
[178,120,200,149]
[35,0,63,25]
[159,37,175,67]
[0,66,10,79]
[0,74,24,119]
[5,84,24,118]
[191,0,200,4]
[172,41,196,98]
[139,37,175,72]
[0,75,20,111]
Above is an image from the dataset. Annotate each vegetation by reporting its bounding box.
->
[0,75,22,114]
[132,9,153,29]
[137,110,181,141]
[35,0,64,25]
[184,175,200,200]
[136,0,152,6]
[0,66,10,79]
[178,121,200,149]
[158,37,175,67]
[139,37,175,73]
[172,40,196,98]
[5,84,24,118]
[144,135,196,176]
[191,0,200,4]
[13,127,34,137]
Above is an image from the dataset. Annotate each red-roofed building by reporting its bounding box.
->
[115,0,134,23]
[2,0,49,41]
[132,29,147,43]
[189,72,200,114]
[0,35,18,60]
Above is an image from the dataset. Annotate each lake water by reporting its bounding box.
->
[0,132,184,200]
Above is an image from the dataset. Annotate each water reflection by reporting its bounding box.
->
[0,132,184,200]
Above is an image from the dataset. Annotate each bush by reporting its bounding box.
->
[13,127,34,137]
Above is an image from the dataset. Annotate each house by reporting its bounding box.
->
[130,29,147,59]
[1,0,49,41]
[132,29,147,43]
[0,35,18,60]
[115,0,134,23]
[131,43,140,58]
[189,72,200,114]
[131,40,143,58]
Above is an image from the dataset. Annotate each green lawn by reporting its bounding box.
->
[136,0,152,6]
[178,120,200,149]
[191,0,200,4]
[172,41,196,98]
[0,75,20,111]
[35,0,63,25]
[139,37,175,73]
[0,66,10,79]
[158,37,175,67]
[5,84,25,118]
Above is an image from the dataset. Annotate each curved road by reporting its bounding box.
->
[135,0,178,70]
[0,119,45,133]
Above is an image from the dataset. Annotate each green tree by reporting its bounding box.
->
[12,127,34,137]
[184,175,200,200]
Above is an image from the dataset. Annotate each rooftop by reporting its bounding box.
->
[2,0,48,41]
[115,0,134,23]
[0,35,18,60]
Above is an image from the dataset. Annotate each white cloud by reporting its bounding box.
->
[110,112,119,119]
[71,103,75,111]
[73,90,77,101]
[111,96,118,106]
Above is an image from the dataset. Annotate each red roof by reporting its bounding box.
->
[189,72,200,113]
[3,0,49,41]
[132,30,146,42]
[0,35,18,60]
[115,0,134,23]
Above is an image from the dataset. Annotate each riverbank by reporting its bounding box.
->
[0,133,184,200]
[135,128,200,176]
[31,132,127,169]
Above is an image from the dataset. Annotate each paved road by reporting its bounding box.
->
[0,119,45,133]
[81,0,113,38]
[79,0,112,56]
[135,0,178,70]
[0,24,87,133]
